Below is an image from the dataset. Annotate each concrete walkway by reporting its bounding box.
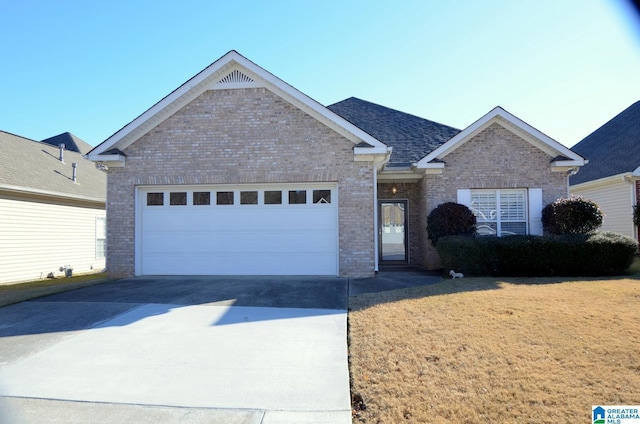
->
[0,277,351,424]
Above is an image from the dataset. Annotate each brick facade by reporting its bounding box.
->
[421,123,569,268]
[106,88,375,277]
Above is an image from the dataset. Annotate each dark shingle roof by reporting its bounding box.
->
[41,132,93,154]
[570,100,640,185]
[327,97,460,167]
[0,131,106,202]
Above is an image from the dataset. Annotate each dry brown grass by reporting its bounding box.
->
[348,271,640,423]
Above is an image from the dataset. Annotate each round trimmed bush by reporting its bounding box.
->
[541,196,603,235]
[427,202,476,245]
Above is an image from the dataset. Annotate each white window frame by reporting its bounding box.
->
[96,217,106,259]
[470,189,528,237]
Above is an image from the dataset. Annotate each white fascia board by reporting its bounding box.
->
[377,168,422,182]
[570,172,633,190]
[89,53,243,156]
[415,106,586,169]
[0,183,106,204]
[354,146,391,155]
[243,57,387,150]
[86,153,126,167]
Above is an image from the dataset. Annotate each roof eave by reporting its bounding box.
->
[0,183,106,204]
[86,153,126,168]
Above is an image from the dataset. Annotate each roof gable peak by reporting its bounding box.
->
[416,106,584,171]
[88,50,387,163]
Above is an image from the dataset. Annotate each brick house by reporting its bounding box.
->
[87,51,585,277]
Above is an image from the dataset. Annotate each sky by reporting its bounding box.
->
[1,0,639,148]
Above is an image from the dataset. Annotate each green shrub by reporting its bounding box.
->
[437,232,637,277]
[427,202,476,245]
[541,196,603,235]
[633,204,640,227]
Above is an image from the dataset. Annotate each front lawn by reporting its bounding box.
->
[348,265,640,423]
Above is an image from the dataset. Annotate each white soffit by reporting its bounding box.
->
[88,51,387,159]
[416,106,585,169]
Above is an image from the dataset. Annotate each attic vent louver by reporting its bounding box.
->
[217,70,254,84]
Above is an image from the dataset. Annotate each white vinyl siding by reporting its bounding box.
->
[0,195,106,284]
[571,179,635,239]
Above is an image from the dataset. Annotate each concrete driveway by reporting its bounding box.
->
[0,277,350,424]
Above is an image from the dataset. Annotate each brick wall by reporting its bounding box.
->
[421,122,569,268]
[106,88,375,277]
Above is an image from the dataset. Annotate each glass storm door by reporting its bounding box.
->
[379,200,408,263]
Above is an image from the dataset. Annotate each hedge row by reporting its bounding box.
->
[437,232,637,277]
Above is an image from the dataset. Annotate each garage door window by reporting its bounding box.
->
[313,189,331,204]
[264,190,282,204]
[147,192,164,206]
[193,192,210,205]
[217,191,234,205]
[240,191,258,205]
[170,192,187,206]
[289,190,306,204]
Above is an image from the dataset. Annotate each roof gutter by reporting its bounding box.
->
[0,183,106,205]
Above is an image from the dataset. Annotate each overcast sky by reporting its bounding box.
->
[1,0,639,148]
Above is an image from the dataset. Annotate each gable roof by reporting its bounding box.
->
[327,97,460,167]
[416,106,585,172]
[0,130,106,203]
[88,50,389,165]
[41,132,93,154]
[570,100,640,185]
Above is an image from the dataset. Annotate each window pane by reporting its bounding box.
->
[147,192,164,206]
[216,191,234,205]
[313,189,331,204]
[240,191,258,205]
[96,217,106,259]
[264,191,282,205]
[193,192,210,205]
[501,222,527,236]
[289,190,306,204]
[170,192,187,205]
[471,192,496,222]
[500,191,526,221]
[476,222,497,236]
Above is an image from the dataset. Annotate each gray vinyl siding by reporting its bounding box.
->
[0,193,106,284]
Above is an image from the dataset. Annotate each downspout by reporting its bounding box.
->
[373,165,379,273]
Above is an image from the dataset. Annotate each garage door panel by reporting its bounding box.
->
[142,231,335,254]
[142,252,337,275]
[138,185,338,275]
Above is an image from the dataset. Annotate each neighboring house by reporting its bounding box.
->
[87,50,585,277]
[570,100,640,240]
[41,132,95,154]
[0,131,106,284]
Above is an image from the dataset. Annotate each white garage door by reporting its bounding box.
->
[136,184,338,275]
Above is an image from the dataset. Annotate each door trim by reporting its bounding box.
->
[378,199,409,264]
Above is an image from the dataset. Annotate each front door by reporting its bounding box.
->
[379,200,408,263]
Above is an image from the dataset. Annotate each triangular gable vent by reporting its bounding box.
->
[215,69,257,88]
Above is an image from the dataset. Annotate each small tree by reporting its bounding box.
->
[427,202,476,245]
[541,196,603,235]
